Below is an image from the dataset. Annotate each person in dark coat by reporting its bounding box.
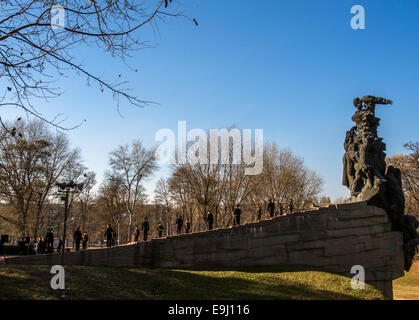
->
[82,231,89,250]
[267,199,275,218]
[134,225,140,242]
[233,204,242,226]
[142,218,150,242]
[176,216,183,235]
[45,228,54,253]
[40,237,48,254]
[104,224,114,248]
[206,210,214,230]
[157,222,164,238]
[73,227,82,251]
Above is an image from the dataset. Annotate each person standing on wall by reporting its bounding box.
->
[279,202,284,215]
[104,224,114,248]
[256,204,262,221]
[157,221,164,238]
[176,216,183,235]
[185,219,191,233]
[82,231,89,250]
[206,210,214,230]
[267,199,275,218]
[288,198,294,214]
[73,227,82,251]
[134,225,140,242]
[233,204,242,226]
[142,217,150,242]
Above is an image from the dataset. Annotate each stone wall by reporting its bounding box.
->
[6,201,405,298]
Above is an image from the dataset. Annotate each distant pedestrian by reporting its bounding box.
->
[206,210,214,230]
[185,219,191,233]
[288,198,294,214]
[104,224,114,248]
[34,238,40,254]
[134,225,140,242]
[46,228,54,253]
[157,222,164,238]
[73,227,82,251]
[142,217,150,241]
[233,204,242,226]
[256,205,262,221]
[37,237,46,254]
[267,199,275,218]
[279,202,284,215]
[57,239,64,253]
[82,231,89,250]
[176,216,183,235]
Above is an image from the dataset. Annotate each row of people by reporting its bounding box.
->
[259,198,294,220]
[121,200,295,244]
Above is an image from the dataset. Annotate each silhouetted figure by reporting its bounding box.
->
[134,225,140,242]
[176,216,183,235]
[46,228,54,253]
[157,222,164,238]
[73,227,82,251]
[206,210,214,230]
[82,231,89,250]
[256,205,262,221]
[38,237,47,254]
[288,198,294,214]
[233,204,242,226]
[267,199,275,218]
[57,239,64,253]
[185,219,191,233]
[104,224,114,248]
[142,218,150,241]
[279,202,284,215]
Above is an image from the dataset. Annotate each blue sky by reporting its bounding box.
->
[2,0,419,201]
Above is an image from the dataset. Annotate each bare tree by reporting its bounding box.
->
[108,140,157,242]
[0,119,80,236]
[154,177,172,234]
[255,143,324,212]
[387,141,419,217]
[0,0,195,127]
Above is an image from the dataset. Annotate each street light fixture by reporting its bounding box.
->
[56,180,84,259]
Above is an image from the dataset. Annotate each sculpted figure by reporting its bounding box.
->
[342,96,417,271]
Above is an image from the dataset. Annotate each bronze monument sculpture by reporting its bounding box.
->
[343,95,419,271]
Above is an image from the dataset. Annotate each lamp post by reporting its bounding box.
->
[56,180,83,260]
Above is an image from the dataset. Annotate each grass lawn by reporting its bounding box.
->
[0,264,385,300]
[394,259,419,300]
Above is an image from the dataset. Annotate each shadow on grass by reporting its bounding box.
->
[0,264,383,300]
